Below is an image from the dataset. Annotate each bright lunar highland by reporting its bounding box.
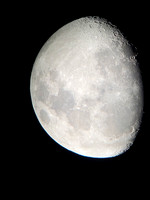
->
[30,17,143,158]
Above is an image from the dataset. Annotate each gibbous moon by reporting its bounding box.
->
[30,17,143,158]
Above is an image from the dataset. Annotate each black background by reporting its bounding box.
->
[10,1,150,195]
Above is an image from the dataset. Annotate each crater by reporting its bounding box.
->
[122,42,137,59]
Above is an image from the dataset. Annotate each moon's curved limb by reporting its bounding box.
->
[30,17,143,158]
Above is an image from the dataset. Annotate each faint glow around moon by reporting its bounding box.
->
[30,17,143,158]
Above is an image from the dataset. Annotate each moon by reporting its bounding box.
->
[30,17,143,158]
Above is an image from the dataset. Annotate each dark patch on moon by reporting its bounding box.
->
[50,70,59,81]
[40,109,50,124]
[35,81,49,103]
[67,110,91,131]
[51,88,75,113]
[96,49,115,68]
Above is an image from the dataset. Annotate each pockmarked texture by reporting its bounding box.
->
[30,17,143,158]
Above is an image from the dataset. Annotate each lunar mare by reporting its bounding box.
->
[30,17,143,158]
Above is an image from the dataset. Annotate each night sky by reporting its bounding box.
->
[10,1,149,195]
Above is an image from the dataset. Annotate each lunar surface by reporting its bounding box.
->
[30,17,143,158]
